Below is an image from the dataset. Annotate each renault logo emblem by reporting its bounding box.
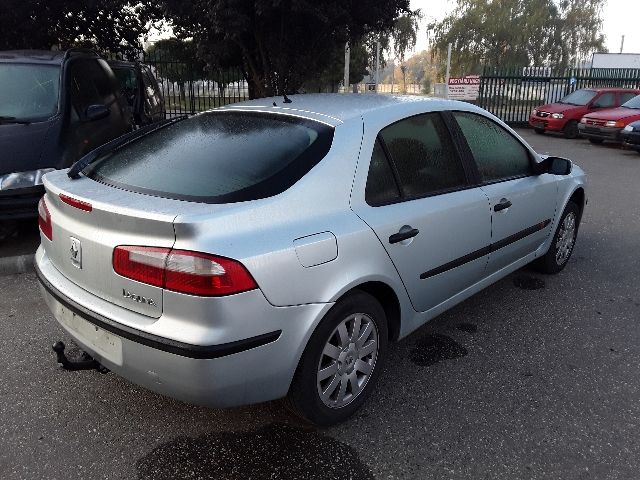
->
[70,237,82,269]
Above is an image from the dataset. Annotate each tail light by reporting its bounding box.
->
[113,246,258,297]
[38,197,52,240]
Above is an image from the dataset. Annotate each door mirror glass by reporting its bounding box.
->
[85,104,110,121]
[536,156,572,175]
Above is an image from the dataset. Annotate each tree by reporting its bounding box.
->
[146,39,204,103]
[303,42,370,93]
[428,0,607,76]
[161,0,413,98]
[0,0,158,56]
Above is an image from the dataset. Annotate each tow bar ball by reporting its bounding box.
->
[52,341,110,374]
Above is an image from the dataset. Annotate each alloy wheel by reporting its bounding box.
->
[316,313,379,409]
[555,212,576,265]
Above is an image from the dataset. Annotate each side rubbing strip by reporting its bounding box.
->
[420,219,551,280]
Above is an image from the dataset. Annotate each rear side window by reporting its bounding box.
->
[365,139,400,205]
[86,112,334,203]
[378,113,467,198]
[454,112,531,182]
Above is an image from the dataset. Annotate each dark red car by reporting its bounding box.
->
[578,94,640,144]
[529,88,640,139]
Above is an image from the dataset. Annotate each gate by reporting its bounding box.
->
[478,67,640,125]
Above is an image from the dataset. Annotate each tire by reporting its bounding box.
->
[563,120,579,139]
[534,128,545,134]
[589,138,604,144]
[287,290,388,426]
[533,201,580,274]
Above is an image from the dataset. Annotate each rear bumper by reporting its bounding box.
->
[0,184,43,221]
[36,246,331,408]
[578,124,622,142]
[529,116,566,132]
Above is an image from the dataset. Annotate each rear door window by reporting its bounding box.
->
[453,112,532,182]
[365,139,401,205]
[592,92,616,108]
[377,113,468,199]
[86,112,334,203]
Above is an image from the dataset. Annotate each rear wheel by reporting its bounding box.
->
[287,290,388,426]
[563,120,579,139]
[534,128,545,134]
[533,201,580,274]
[589,138,604,144]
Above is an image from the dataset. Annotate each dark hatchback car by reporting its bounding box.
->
[108,60,165,127]
[0,49,131,224]
[621,120,640,153]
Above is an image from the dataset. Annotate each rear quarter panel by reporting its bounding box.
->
[171,118,409,309]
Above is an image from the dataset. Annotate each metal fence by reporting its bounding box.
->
[138,51,249,118]
[478,67,640,125]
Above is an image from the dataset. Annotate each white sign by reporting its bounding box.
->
[448,75,480,101]
[592,53,640,69]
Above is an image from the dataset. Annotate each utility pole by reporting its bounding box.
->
[620,35,625,54]
[445,43,452,99]
[375,39,380,93]
[344,42,350,93]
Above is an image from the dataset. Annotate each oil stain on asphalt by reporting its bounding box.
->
[513,275,545,290]
[409,333,468,367]
[136,423,374,480]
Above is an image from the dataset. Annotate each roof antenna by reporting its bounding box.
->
[283,93,292,103]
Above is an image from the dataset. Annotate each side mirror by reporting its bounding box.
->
[535,156,572,176]
[85,104,110,121]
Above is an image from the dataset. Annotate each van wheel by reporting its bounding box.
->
[533,201,580,274]
[563,120,579,139]
[287,290,388,426]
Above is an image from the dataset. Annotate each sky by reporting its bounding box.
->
[409,0,640,55]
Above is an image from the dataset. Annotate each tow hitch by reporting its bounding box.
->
[52,341,110,374]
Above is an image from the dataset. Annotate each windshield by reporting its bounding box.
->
[0,64,60,122]
[559,89,597,106]
[621,95,640,109]
[86,111,334,203]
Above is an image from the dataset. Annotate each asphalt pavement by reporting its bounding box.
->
[1,129,640,479]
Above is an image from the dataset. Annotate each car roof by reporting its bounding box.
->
[583,87,640,93]
[0,49,99,65]
[226,93,483,125]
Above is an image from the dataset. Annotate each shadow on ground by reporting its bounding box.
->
[136,423,374,480]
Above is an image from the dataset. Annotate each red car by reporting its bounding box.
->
[578,94,640,144]
[529,88,640,139]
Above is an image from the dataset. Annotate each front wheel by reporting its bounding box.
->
[287,290,388,426]
[533,201,580,274]
[563,120,579,139]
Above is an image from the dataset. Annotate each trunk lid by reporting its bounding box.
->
[41,170,180,318]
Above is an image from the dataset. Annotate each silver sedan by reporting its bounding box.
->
[36,94,587,425]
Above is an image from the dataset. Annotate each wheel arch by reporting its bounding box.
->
[337,281,403,342]
[568,187,586,223]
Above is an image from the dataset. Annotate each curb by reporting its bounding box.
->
[0,254,35,276]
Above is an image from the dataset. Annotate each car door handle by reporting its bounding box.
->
[494,199,512,212]
[389,228,420,244]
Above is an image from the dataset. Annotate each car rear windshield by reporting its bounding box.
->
[0,64,60,122]
[622,95,640,109]
[86,111,334,203]
[559,89,597,106]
